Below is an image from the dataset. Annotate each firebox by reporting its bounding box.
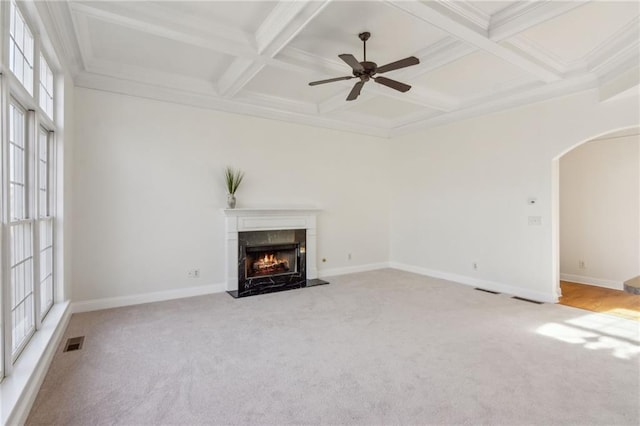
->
[246,243,299,278]
[237,229,306,297]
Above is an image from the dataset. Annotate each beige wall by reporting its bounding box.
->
[72,88,391,302]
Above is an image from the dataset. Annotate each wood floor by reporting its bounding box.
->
[559,281,640,321]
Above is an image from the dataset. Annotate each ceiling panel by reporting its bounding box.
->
[149,1,277,34]
[346,96,431,119]
[415,51,534,98]
[519,1,640,63]
[87,17,233,82]
[243,66,346,103]
[287,1,449,67]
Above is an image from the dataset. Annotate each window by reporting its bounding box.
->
[1,0,61,374]
[38,129,54,319]
[9,0,34,94]
[39,55,54,118]
[8,102,36,358]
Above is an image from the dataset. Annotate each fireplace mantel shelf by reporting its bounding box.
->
[222,207,321,216]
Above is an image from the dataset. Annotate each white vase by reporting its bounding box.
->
[227,194,236,209]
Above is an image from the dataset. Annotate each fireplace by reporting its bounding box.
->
[238,229,306,297]
[222,207,327,298]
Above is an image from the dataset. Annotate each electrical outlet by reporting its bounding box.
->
[347,253,352,261]
[188,269,200,278]
[472,262,478,271]
[578,260,586,270]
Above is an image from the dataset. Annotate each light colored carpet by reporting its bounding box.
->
[27,269,640,425]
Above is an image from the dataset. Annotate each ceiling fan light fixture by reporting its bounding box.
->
[308,32,420,101]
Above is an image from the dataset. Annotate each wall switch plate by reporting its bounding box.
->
[528,216,542,226]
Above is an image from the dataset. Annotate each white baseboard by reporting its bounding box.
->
[72,283,227,313]
[3,301,72,426]
[560,273,623,290]
[389,262,558,303]
[318,262,390,278]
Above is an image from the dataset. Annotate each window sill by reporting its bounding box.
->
[0,301,71,425]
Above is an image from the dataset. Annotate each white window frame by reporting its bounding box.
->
[38,54,53,120]
[0,0,61,378]
[5,99,36,362]
[8,0,34,96]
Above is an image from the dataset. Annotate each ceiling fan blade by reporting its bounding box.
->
[346,80,365,101]
[339,54,365,72]
[376,56,420,74]
[374,76,411,93]
[308,76,354,86]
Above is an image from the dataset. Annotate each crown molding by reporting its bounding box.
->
[38,2,83,77]
[390,74,598,137]
[85,58,219,96]
[586,18,640,77]
[74,71,390,139]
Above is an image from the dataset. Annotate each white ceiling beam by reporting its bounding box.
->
[218,1,331,97]
[505,36,569,74]
[384,0,561,83]
[489,1,589,42]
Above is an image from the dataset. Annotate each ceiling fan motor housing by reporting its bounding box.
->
[355,61,378,79]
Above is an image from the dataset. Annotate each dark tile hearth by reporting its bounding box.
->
[227,278,329,299]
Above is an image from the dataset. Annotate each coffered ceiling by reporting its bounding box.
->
[42,1,640,137]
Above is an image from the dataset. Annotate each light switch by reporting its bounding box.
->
[528,216,542,226]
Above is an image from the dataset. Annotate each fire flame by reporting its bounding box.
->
[253,253,289,271]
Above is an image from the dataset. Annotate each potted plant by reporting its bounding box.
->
[224,167,244,208]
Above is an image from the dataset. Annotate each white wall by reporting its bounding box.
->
[389,90,640,302]
[560,133,640,288]
[72,88,390,302]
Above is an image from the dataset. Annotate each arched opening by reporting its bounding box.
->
[552,126,639,319]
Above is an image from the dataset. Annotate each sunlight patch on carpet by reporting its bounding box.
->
[537,312,640,360]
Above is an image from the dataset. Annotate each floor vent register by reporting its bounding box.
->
[64,336,85,352]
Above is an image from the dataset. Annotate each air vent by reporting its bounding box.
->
[63,336,85,352]
[475,288,500,294]
[512,296,543,304]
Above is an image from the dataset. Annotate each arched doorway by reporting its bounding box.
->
[552,126,639,319]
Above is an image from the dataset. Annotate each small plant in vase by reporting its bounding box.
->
[224,167,244,209]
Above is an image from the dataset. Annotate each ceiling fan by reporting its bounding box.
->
[308,32,419,101]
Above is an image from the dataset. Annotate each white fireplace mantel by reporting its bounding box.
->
[222,207,320,291]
